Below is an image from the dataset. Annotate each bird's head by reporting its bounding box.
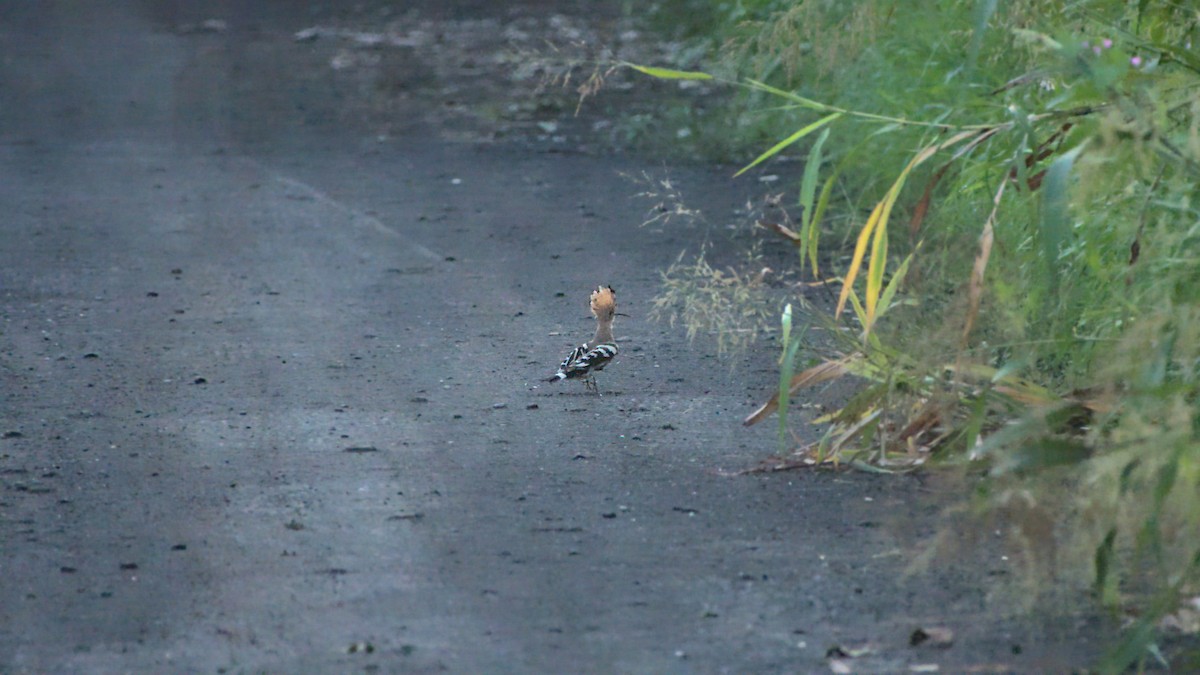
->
[590,285,617,321]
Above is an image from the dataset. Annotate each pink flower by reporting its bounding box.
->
[1093,46,1102,55]
[1131,56,1143,67]
[1103,38,1113,49]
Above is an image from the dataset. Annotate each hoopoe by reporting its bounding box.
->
[547,285,619,394]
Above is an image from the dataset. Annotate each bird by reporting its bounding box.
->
[547,285,619,394]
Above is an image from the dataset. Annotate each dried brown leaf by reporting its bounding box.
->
[961,180,1005,347]
[742,357,855,426]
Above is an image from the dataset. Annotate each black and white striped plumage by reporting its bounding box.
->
[547,285,619,394]
[547,342,618,382]
[554,343,588,377]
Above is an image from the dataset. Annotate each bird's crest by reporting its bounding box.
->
[590,285,616,318]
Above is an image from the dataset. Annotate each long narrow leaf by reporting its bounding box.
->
[846,286,869,333]
[778,304,794,447]
[864,197,890,331]
[734,113,841,177]
[837,200,885,320]
[623,63,714,80]
[798,127,831,274]
[743,79,832,111]
[1040,144,1084,291]
[808,180,830,275]
[968,0,999,69]
[808,142,862,277]
[875,250,915,322]
[835,131,978,321]
[962,180,1006,346]
[799,129,830,218]
[1094,528,1119,607]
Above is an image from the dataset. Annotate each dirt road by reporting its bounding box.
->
[2,3,1114,672]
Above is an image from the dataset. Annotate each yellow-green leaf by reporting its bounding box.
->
[835,131,978,324]
[876,250,915,322]
[836,200,884,320]
[624,63,714,80]
[734,113,841,177]
[744,79,832,111]
[864,196,890,330]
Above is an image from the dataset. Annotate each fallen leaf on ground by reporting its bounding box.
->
[910,626,954,648]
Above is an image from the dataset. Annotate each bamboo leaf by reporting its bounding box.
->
[744,79,832,111]
[847,285,869,331]
[834,136,965,321]
[876,250,915,322]
[1150,39,1200,73]
[798,127,831,274]
[1094,528,1119,606]
[962,180,1005,346]
[808,180,829,276]
[623,63,714,80]
[1040,144,1084,291]
[836,201,884,320]
[968,0,999,70]
[734,113,841,177]
[864,197,890,331]
[799,128,830,221]
[808,145,857,277]
[778,305,793,445]
[778,306,806,449]
[1097,619,1158,675]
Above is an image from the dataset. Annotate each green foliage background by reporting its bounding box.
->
[634,0,1200,668]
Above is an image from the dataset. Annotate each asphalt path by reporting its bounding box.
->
[2,3,1115,672]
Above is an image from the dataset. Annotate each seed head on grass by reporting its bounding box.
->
[650,247,774,358]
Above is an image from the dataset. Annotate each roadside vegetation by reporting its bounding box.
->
[625,1,1200,670]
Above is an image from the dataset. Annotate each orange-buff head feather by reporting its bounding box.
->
[590,285,616,319]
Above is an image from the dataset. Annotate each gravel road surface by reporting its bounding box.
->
[2,2,1118,672]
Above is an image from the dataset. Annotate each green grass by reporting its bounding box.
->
[628,0,1200,667]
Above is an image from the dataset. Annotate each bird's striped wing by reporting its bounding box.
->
[565,342,617,377]
[548,343,588,382]
[559,343,587,372]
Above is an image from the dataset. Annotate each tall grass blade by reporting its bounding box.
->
[734,113,841,177]
[876,251,915,323]
[1094,528,1119,607]
[1097,616,1158,675]
[1040,144,1084,291]
[847,286,869,333]
[838,200,885,321]
[835,132,975,323]
[623,63,714,80]
[779,327,805,447]
[778,304,794,447]
[744,79,833,111]
[968,0,999,70]
[864,198,890,332]
[808,137,873,277]
[798,127,831,274]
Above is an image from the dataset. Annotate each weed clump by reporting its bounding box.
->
[628,0,1200,666]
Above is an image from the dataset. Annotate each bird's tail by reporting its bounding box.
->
[546,372,567,383]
